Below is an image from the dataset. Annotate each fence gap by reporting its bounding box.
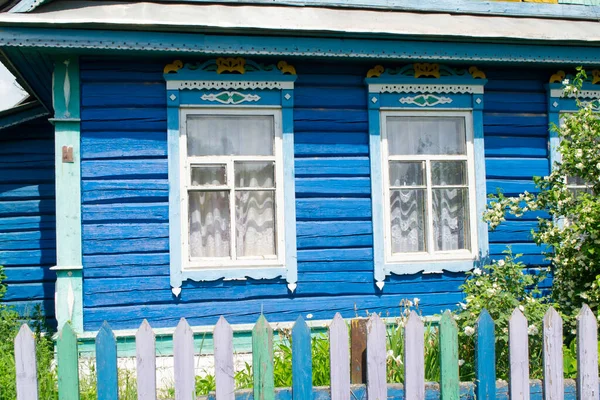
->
[173,318,196,400]
[439,310,459,400]
[252,315,274,400]
[57,323,80,400]
[404,311,424,400]
[96,322,118,400]
[366,313,387,400]
[475,309,495,400]
[214,316,235,400]
[136,319,157,400]
[291,316,312,400]
[350,318,367,384]
[14,324,38,400]
[509,308,530,400]
[577,304,599,400]
[329,312,350,400]
[543,307,563,400]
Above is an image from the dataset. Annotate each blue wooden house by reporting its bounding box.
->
[1,0,600,339]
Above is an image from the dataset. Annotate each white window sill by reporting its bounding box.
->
[383,258,478,276]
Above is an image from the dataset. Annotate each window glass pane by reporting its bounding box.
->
[567,175,586,186]
[386,116,466,155]
[235,191,276,257]
[431,161,467,186]
[432,188,470,251]
[187,115,274,156]
[189,191,230,258]
[389,162,424,187]
[235,162,275,188]
[191,165,226,186]
[390,189,426,253]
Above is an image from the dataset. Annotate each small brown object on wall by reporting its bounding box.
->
[62,146,73,163]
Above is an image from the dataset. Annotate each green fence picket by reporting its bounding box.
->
[439,311,459,400]
[252,315,274,400]
[57,323,80,400]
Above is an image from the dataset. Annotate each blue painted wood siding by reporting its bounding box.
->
[80,60,550,330]
[0,118,56,326]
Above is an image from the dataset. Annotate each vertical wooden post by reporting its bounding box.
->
[15,324,38,400]
[329,313,350,400]
[404,311,424,400]
[214,316,235,400]
[366,313,387,400]
[174,318,196,400]
[439,311,459,400]
[577,305,598,400]
[96,322,118,400]
[136,320,157,400]
[543,307,563,400]
[57,323,80,400]
[475,309,495,400]
[292,316,312,400]
[509,308,530,400]
[252,315,274,400]
[350,318,367,384]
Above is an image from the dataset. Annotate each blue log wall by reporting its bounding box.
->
[80,59,550,331]
[0,117,56,326]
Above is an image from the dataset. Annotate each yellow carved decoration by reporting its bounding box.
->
[216,57,246,74]
[164,60,184,74]
[277,61,297,75]
[592,70,600,85]
[414,63,440,79]
[549,70,566,83]
[469,66,486,79]
[367,65,385,78]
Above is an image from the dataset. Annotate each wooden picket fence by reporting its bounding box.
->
[12,306,600,400]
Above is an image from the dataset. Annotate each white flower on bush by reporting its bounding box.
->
[386,350,394,359]
[519,305,525,312]
[306,313,313,319]
[497,259,505,267]
[464,326,475,337]
[413,297,420,306]
[458,359,465,367]
[459,302,467,310]
[527,324,538,336]
[563,78,570,85]
[472,267,482,275]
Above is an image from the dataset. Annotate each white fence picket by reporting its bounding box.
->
[543,307,563,400]
[214,316,235,400]
[174,318,196,400]
[136,319,157,400]
[509,308,530,400]
[14,324,38,400]
[404,311,425,400]
[366,313,387,400]
[329,313,350,400]
[577,304,599,400]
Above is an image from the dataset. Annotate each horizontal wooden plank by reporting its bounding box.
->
[294,143,369,157]
[294,109,368,133]
[82,203,168,222]
[84,237,168,255]
[486,179,538,196]
[298,261,374,272]
[82,180,168,203]
[3,266,55,283]
[295,74,364,87]
[297,220,372,248]
[297,247,373,262]
[488,220,537,243]
[295,157,370,177]
[81,159,167,179]
[483,92,546,114]
[483,114,548,137]
[294,87,367,109]
[6,300,55,318]
[0,216,56,232]
[81,131,167,159]
[295,177,370,196]
[0,184,54,199]
[0,200,55,216]
[3,282,54,301]
[83,291,463,330]
[0,249,56,266]
[485,158,549,179]
[0,139,53,155]
[296,198,371,220]
[82,82,166,107]
[81,108,166,132]
[484,136,547,158]
[484,79,544,93]
[0,168,54,183]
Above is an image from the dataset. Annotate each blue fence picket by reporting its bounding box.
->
[475,309,496,400]
[292,316,312,400]
[96,321,118,400]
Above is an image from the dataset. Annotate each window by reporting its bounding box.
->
[381,113,477,262]
[181,110,284,268]
[164,58,298,294]
[366,63,488,286]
